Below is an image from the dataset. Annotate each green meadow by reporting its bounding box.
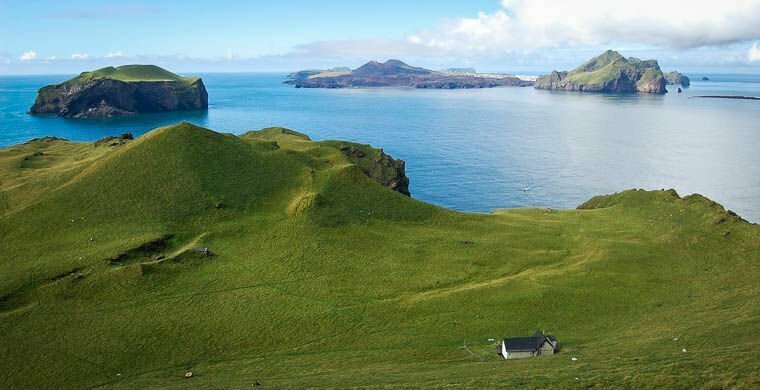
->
[1,123,758,388]
[69,65,199,84]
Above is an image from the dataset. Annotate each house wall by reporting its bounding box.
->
[539,342,555,355]
[501,343,535,359]
[506,351,535,359]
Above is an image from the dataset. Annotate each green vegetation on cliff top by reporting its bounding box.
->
[561,50,663,90]
[0,123,758,388]
[70,64,199,84]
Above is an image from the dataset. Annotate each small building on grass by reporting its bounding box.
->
[194,247,212,257]
[500,331,558,359]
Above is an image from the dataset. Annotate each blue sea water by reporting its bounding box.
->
[1,73,759,220]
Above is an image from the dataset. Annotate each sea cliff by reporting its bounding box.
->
[29,65,208,118]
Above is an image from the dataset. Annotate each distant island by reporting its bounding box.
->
[441,67,477,74]
[534,50,667,94]
[694,95,760,100]
[29,65,208,118]
[287,67,351,81]
[663,71,691,87]
[284,60,533,89]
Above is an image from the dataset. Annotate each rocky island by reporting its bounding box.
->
[285,59,533,89]
[534,50,667,94]
[29,65,208,118]
[663,71,691,87]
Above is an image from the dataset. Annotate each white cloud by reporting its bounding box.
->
[409,0,760,53]
[106,51,124,58]
[749,42,760,61]
[71,53,89,60]
[20,51,37,61]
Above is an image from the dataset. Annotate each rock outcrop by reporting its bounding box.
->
[285,60,532,89]
[534,50,667,94]
[29,65,208,118]
[318,140,410,196]
[663,71,691,87]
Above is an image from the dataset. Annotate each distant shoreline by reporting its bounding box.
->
[692,95,760,100]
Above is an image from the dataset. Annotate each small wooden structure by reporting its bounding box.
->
[500,331,558,359]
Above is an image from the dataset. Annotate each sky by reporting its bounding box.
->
[1,0,760,74]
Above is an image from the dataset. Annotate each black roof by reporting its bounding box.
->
[533,331,558,342]
[503,331,556,352]
[503,336,545,352]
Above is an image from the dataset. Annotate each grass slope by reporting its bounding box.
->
[1,123,758,388]
[560,50,664,92]
[75,65,198,84]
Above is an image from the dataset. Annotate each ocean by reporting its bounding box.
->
[1,73,759,220]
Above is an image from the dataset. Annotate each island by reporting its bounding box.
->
[29,65,208,118]
[663,71,691,87]
[287,67,351,81]
[284,59,533,89]
[534,50,667,94]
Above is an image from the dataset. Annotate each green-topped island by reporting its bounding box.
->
[29,65,208,118]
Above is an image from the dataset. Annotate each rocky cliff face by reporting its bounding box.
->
[663,71,691,87]
[29,66,208,118]
[535,50,667,94]
[322,142,410,196]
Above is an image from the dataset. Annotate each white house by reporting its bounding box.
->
[500,331,558,359]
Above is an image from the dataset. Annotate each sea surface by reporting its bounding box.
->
[1,73,759,220]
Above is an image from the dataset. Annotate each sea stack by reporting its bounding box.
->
[663,71,691,87]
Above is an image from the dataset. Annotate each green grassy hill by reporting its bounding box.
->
[1,123,758,388]
[536,50,667,93]
[75,65,198,84]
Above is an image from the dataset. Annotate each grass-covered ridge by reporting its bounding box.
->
[0,123,758,388]
[73,64,198,84]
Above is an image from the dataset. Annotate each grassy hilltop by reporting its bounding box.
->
[75,64,199,84]
[0,123,758,388]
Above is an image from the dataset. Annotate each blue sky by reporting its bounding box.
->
[2,0,760,74]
